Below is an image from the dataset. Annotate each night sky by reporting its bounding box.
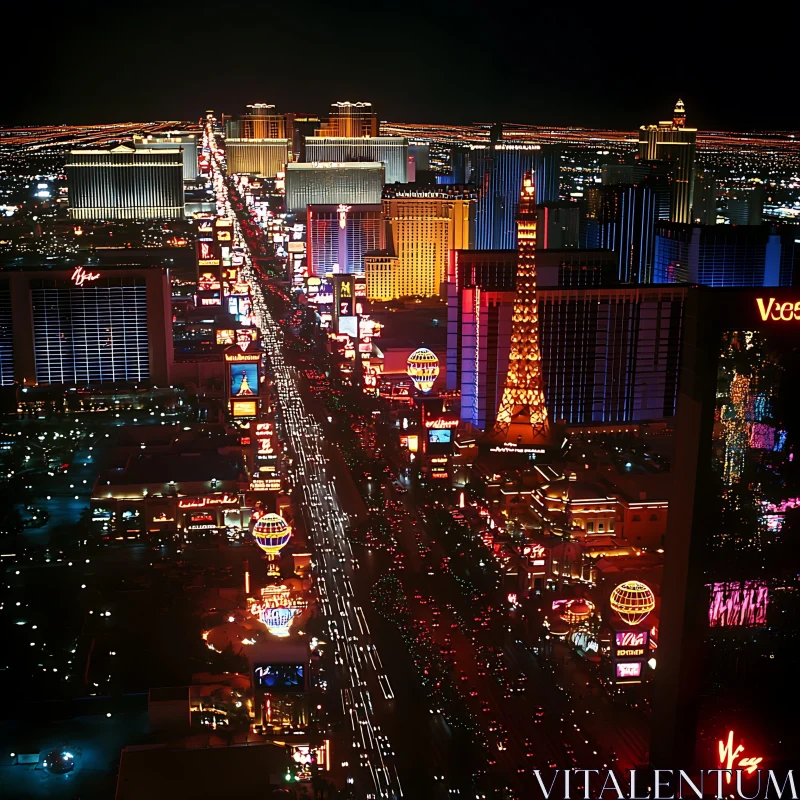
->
[6,1,798,131]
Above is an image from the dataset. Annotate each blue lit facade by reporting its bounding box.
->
[653,223,798,286]
[598,181,670,283]
[474,145,560,250]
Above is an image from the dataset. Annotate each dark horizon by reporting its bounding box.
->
[5,1,799,132]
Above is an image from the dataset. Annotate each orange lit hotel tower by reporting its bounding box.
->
[484,173,567,461]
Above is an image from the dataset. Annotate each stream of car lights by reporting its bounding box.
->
[204,125,402,799]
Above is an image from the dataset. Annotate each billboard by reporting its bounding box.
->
[197,240,221,267]
[231,363,259,398]
[254,421,278,463]
[253,663,305,692]
[615,662,642,679]
[428,429,452,445]
[334,274,355,319]
[613,629,649,658]
[231,400,257,418]
[707,581,769,628]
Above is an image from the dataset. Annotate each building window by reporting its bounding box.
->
[649,513,658,522]
[587,521,594,533]
[632,515,641,522]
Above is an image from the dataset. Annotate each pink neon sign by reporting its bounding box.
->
[615,631,648,648]
[615,662,641,678]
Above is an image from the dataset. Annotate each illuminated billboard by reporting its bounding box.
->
[428,429,452,445]
[231,400,257,418]
[613,629,649,658]
[253,663,305,692]
[254,421,278,463]
[197,240,221,267]
[217,329,235,345]
[615,662,642,679]
[707,581,769,628]
[231,363,259,398]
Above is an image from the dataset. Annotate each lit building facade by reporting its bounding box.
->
[653,223,798,286]
[598,176,670,283]
[133,132,199,181]
[284,163,384,214]
[226,104,287,139]
[316,101,378,138]
[225,139,290,178]
[307,204,385,276]
[445,249,517,421]
[653,288,800,772]
[375,197,475,298]
[364,252,399,301]
[473,142,561,250]
[67,145,184,221]
[1,263,172,386]
[448,251,686,428]
[0,281,13,387]
[305,137,408,184]
[639,99,697,224]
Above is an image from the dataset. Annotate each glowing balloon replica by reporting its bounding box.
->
[406,348,439,393]
[610,580,656,626]
[251,513,292,555]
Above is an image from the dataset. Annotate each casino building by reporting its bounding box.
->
[66,145,184,221]
[0,261,172,387]
[652,287,800,773]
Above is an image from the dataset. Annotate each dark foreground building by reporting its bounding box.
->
[652,288,800,773]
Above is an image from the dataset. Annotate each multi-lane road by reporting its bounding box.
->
[207,128,404,799]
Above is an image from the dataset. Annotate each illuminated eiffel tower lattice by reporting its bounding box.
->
[488,172,555,449]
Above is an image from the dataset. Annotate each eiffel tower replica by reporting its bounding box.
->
[483,172,567,462]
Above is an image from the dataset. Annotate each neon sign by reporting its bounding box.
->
[756,297,800,321]
[615,662,642,678]
[610,580,656,626]
[525,543,547,560]
[71,266,100,286]
[708,581,768,628]
[718,730,763,784]
[424,418,458,429]
[337,203,351,229]
[178,494,238,509]
[615,631,647,648]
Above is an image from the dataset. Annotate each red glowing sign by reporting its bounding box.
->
[708,581,769,628]
[524,543,547,561]
[718,730,763,784]
[71,266,100,286]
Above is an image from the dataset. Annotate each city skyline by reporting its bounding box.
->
[2,21,799,797]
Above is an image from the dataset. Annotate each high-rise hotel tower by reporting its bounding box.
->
[67,145,184,221]
[639,99,697,224]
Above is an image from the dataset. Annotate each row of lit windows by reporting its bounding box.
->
[32,287,150,385]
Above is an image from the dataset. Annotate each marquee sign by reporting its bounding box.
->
[178,494,238,509]
[756,297,800,322]
[424,418,458,429]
